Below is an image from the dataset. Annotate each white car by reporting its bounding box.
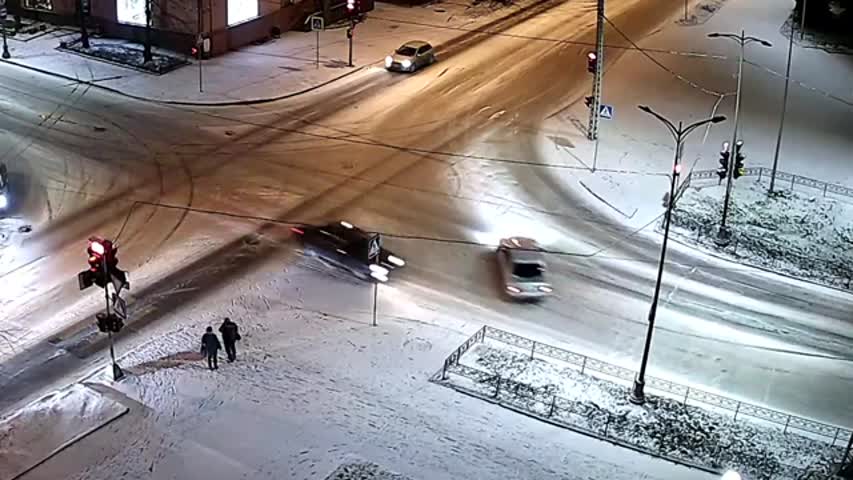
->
[385,41,436,73]
[496,237,553,300]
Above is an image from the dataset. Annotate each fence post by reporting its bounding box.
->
[581,356,587,375]
[758,168,763,182]
[548,395,557,417]
[493,374,501,398]
[831,428,841,447]
[480,326,486,342]
[442,359,448,380]
[790,175,795,191]
[530,341,536,359]
[733,401,741,421]
[823,183,828,197]
[683,387,690,405]
[604,412,611,437]
[783,415,791,434]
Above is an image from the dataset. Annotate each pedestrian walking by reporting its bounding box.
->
[200,326,221,370]
[219,317,241,362]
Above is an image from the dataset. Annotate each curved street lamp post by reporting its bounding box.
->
[707,31,772,244]
[629,105,726,405]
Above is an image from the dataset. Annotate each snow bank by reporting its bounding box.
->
[0,383,129,480]
[672,179,853,289]
[324,462,416,480]
[439,337,846,480]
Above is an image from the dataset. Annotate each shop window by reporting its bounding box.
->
[117,0,146,26]
[23,0,53,11]
[228,0,258,26]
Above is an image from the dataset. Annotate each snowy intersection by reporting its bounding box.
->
[436,326,851,480]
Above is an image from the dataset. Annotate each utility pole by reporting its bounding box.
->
[770,23,795,195]
[347,19,354,67]
[143,0,152,62]
[197,0,203,92]
[77,0,90,48]
[586,0,605,141]
[708,31,771,244]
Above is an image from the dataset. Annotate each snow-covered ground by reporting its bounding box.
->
[0,383,128,480]
[439,331,849,479]
[9,250,717,480]
[672,177,853,289]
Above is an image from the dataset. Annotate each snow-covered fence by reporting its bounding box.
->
[680,167,853,202]
[433,326,852,479]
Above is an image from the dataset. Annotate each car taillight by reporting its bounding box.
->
[291,227,304,235]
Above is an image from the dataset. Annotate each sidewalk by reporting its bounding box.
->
[0,0,543,105]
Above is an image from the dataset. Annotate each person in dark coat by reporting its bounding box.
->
[219,317,241,362]
[200,326,221,370]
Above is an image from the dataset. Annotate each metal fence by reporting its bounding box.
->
[679,167,853,202]
[436,326,852,480]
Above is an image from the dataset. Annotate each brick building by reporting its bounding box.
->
[7,0,373,56]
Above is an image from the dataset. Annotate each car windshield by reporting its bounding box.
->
[512,262,543,279]
[396,46,418,56]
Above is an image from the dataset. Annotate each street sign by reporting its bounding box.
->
[310,15,324,31]
[111,293,127,320]
[599,104,614,120]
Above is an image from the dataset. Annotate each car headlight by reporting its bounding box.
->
[385,56,393,68]
[506,285,521,294]
[401,59,412,69]
[369,264,389,275]
[387,255,405,267]
[538,285,553,293]
[0,193,7,210]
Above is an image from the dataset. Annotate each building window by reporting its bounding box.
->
[23,0,53,11]
[117,0,146,26]
[228,0,258,26]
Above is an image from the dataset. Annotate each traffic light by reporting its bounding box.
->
[586,52,597,74]
[717,141,730,180]
[733,140,745,179]
[584,96,593,108]
[191,45,199,57]
[346,0,356,15]
[79,237,128,291]
[96,312,124,333]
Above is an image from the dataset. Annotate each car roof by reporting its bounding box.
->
[501,237,545,263]
[314,221,373,245]
[400,40,431,49]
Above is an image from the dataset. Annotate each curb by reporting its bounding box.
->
[0,57,375,107]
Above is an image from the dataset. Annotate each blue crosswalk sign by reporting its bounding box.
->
[599,104,614,119]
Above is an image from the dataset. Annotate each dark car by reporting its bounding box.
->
[291,220,406,282]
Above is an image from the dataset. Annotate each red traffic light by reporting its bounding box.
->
[587,51,597,61]
[586,51,597,73]
[90,240,105,256]
[347,0,356,10]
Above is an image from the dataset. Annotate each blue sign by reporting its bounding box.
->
[599,104,614,119]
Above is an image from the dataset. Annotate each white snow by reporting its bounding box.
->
[441,332,848,480]
[672,177,853,289]
[0,383,128,480]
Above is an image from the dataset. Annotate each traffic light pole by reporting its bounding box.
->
[770,22,794,195]
[718,32,744,243]
[586,0,605,142]
[102,255,124,381]
[348,19,354,67]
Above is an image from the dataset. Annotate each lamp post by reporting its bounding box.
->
[629,106,726,405]
[708,31,771,244]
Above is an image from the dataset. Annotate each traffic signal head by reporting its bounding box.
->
[584,96,593,108]
[717,142,730,180]
[734,140,745,179]
[191,46,199,57]
[82,237,126,290]
[347,0,356,14]
[586,51,597,74]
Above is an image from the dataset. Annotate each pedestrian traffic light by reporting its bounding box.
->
[733,140,745,179]
[586,51,597,74]
[717,141,730,180]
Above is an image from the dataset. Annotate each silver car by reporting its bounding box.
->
[385,41,436,73]
[496,237,553,300]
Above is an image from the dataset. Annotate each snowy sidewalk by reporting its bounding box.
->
[0,0,545,105]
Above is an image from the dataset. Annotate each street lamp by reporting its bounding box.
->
[629,105,726,405]
[708,31,771,244]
